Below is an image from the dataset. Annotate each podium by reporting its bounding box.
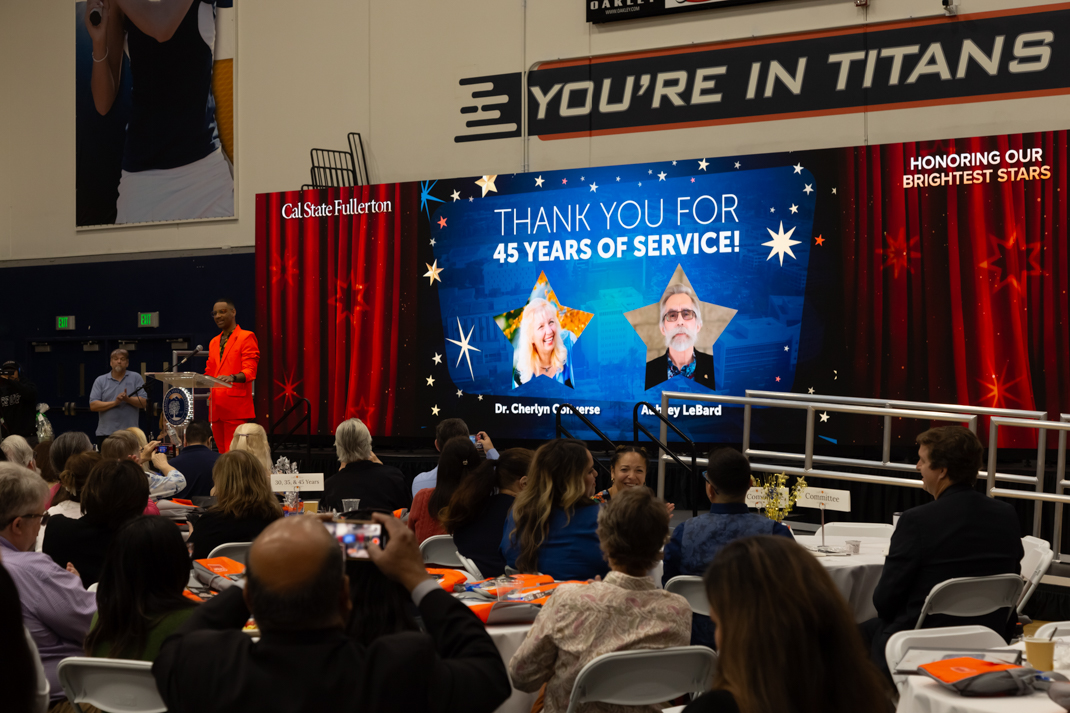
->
[146,372,231,441]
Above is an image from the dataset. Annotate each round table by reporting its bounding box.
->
[487,623,538,713]
[896,675,1064,713]
[793,535,889,622]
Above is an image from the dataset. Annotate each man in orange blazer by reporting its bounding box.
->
[205,298,260,453]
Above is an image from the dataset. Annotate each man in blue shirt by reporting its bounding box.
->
[410,418,498,497]
[89,349,146,443]
[170,419,219,499]
[663,447,793,646]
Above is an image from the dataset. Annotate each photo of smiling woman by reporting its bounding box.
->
[512,298,576,389]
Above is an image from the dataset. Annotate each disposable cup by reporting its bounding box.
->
[342,499,361,512]
[846,539,861,555]
[1025,637,1056,671]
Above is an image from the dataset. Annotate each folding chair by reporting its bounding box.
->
[915,574,1024,630]
[57,657,166,713]
[1036,621,1070,639]
[564,646,717,713]
[814,522,895,538]
[1019,536,1053,614]
[207,541,253,564]
[456,552,484,581]
[309,148,356,188]
[885,625,1005,692]
[664,575,709,617]
[347,132,370,186]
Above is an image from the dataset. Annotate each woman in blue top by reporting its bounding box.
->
[501,439,608,581]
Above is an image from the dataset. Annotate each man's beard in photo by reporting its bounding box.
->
[664,323,699,351]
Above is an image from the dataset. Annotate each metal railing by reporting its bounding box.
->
[747,391,1048,531]
[633,402,700,516]
[555,403,616,483]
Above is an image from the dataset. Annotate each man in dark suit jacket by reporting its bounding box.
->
[645,285,715,390]
[170,419,219,499]
[154,513,511,713]
[861,426,1024,677]
[322,418,410,513]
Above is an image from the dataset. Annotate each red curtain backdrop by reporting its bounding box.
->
[255,184,420,436]
[839,132,1070,446]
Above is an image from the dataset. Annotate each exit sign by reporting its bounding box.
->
[56,315,76,330]
[138,312,159,328]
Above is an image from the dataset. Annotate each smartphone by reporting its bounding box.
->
[157,444,174,456]
[324,520,387,560]
[469,434,484,452]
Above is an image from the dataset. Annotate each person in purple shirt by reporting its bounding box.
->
[0,463,96,703]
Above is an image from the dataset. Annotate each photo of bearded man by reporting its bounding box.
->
[644,284,716,390]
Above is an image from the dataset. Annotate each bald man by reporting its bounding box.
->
[153,514,510,713]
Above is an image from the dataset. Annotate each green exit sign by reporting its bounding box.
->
[56,315,76,330]
[138,312,159,328]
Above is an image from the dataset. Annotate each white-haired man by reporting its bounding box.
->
[321,418,410,514]
[645,285,716,390]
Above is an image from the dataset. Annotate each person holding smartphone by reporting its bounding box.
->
[411,419,498,498]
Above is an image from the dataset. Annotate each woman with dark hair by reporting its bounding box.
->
[85,516,196,660]
[42,459,149,587]
[408,436,480,544]
[441,448,533,578]
[35,452,103,551]
[46,432,93,508]
[187,450,283,560]
[683,536,890,713]
[501,439,607,581]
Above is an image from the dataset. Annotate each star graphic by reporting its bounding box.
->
[793,163,804,174]
[803,184,814,195]
[698,159,709,171]
[834,370,838,380]
[468,197,473,202]
[429,238,436,246]
[270,255,300,287]
[432,352,442,364]
[978,232,1045,295]
[615,176,620,181]
[456,389,463,398]
[814,235,825,246]
[446,317,482,381]
[734,162,741,169]
[437,216,447,228]
[451,190,461,201]
[580,176,585,181]
[770,207,776,213]
[431,405,440,416]
[657,171,667,181]
[589,182,598,192]
[789,204,799,214]
[784,346,790,351]
[819,411,830,422]
[477,394,483,401]
[690,178,695,183]
[878,232,920,279]
[763,221,802,266]
[672,160,678,166]
[273,371,302,408]
[419,180,445,221]
[776,376,781,382]
[475,175,498,197]
[424,260,444,286]
[561,178,568,185]
[426,375,435,386]
[648,169,652,175]
[979,361,1027,409]
[535,176,544,187]
[808,387,815,394]
[832,188,837,195]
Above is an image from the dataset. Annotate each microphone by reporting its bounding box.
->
[89,7,102,25]
[174,345,203,372]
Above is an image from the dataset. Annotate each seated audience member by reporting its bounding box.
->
[126,426,151,471]
[592,445,675,515]
[0,561,50,713]
[47,431,94,506]
[322,418,410,513]
[684,536,889,713]
[35,452,102,551]
[187,450,283,560]
[85,516,196,660]
[409,436,479,544]
[663,448,793,647]
[861,426,1024,677]
[502,439,609,581]
[230,422,273,475]
[2,435,36,470]
[43,459,150,587]
[170,420,220,499]
[152,513,512,713]
[510,487,691,712]
[33,439,53,477]
[345,553,421,646]
[102,430,186,499]
[411,418,499,497]
[0,463,96,706]
[442,448,533,578]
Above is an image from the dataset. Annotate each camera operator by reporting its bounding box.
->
[0,361,39,446]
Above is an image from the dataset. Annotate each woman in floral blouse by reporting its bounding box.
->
[509,486,691,713]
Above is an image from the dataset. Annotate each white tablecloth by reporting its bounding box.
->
[896,676,1063,713]
[488,623,538,713]
[793,535,889,622]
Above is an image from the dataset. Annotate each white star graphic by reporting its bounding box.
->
[734,162,741,169]
[477,394,483,401]
[429,238,436,246]
[456,389,463,398]
[672,160,678,166]
[445,317,482,380]
[790,204,799,214]
[475,175,498,197]
[580,176,585,181]
[762,221,802,266]
[451,190,461,201]
[431,405,440,416]
[589,182,598,192]
[657,172,667,181]
[648,169,652,175]
[819,411,830,423]
[770,207,776,213]
[793,163,804,174]
[426,375,435,386]
[423,260,444,285]
[534,176,544,187]
[803,184,814,195]
[432,353,442,364]
[832,187,837,195]
[808,387,815,394]
[638,182,642,187]
[784,346,790,351]
[698,159,709,171]
[468,197,473,202]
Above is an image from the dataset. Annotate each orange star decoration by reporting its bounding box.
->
[814,235,825,246]
[437,216,447,228]
[274,371,302,408]
[424,260,444,286]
